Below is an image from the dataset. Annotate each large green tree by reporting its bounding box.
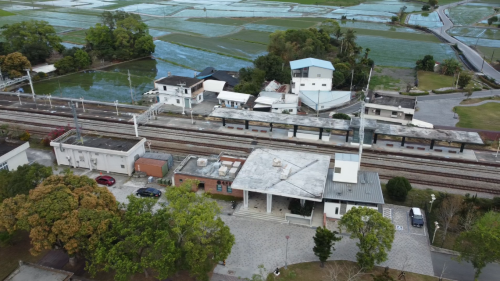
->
[339,207,395,269]
[0,163,52,202]
[73,49,91,70]
[234,67,266,96]
[416,55,435,72]
[454,212,500,279]
[1,20,63,64]
[0,52,31,78]
[441,58,461,76]
[54,56,76,75]
[0,174,119,256]
[313,227,341,267]
[253,53,289,83]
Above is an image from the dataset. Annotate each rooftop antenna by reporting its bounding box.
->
[68,101,83,144]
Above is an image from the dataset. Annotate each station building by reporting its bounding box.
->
[0,138,29,171]
[50,129,146,176]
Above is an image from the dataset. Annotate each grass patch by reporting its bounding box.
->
[460,95,500,105]
[155,57,199,71]
[417,71,455,91]
[228,29,271,44]
[267,260,443,281]
[158,39,254,62]
[369,75,401,91]
[254,18,319,29]
[206,193,242,202]
[455,102,500,131]
[477,45,500,63]
[381,184,436,208]
[0,9,15,17]
[187,17,258,26]
[350,28,440,43]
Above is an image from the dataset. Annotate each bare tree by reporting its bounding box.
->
[397,254,411,280]
[323,261,364,281]
[437,195,462,245]
[438,262,447,281]
[459,207,478,232]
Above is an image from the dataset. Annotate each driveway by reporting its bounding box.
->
[431,252,500,281]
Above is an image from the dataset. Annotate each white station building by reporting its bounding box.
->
[51,130,146,176]
[0,139,29,171]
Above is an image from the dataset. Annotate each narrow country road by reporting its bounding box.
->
[431,1,500,82]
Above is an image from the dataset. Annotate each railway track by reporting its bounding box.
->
[2,108,500,195]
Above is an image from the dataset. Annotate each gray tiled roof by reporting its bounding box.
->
[324,169,384,204]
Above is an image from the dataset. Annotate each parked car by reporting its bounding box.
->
[409,207,424,227]
[136,187,162,198]
[95,175,116,186]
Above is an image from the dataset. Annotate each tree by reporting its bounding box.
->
[386,177,412,201]
[391,16,399,23]
[437,194,462,246]
[73,49,91,70]
[416,55,435,72]
[54,56,76,75]
[429,0,438,7]
[422,4,431,11]
[1,52,31,77]
[454,212,500,279]
[320,19,340,38]
[0,174,119,257]
[254,53,289,83]
[1,20,62,64]
[487,16,498,26]
[323,261,364,281]
[234,67,265,96]
[441,58,461,76]
[457,72,471,89]
[339,207,395,270]
[332,113,351,120]
[313,227,342,267]
[0,163,52,202]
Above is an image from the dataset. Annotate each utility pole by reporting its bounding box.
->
[68,101,83,144]
[114,100,119,116]
[17,92,22,105]
[285,235,290,269]
[128,70,134,104]
[80,97,85,112]
[190,108,194,125]
[496,135,499,158]
[481,56,486,72]
[490,49,495,63]
[350,69,354,91]
[48,94,52,108]
[358,67,372,168]
[133,114,139,137]
[455,72,460,89]
[25,69,35,101]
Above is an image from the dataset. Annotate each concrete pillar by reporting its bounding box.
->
[319,128,323,140]
[293,125,298,137]
[222,118,226,127]
[401,136,406,147]
[430,139,435,149]
[266,193,272,213]
[245,120,249,130]
[373,133,378,144]
[460,143,465,153]
[243,190,249,209]
[345,130,350,142]
[300,199,305,207]
[270,123,273,132]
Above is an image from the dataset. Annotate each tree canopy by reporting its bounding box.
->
[441,58,461,76]
[86,11,155,61]
[0,52,31,78]
[386,177,412,201]
[454,211,500,279]
[313,226,341,267]
[416,55,435,72]
[339,207,395,269]
[0,174,119,256]
[88,182,234,281]
[0,163,52,202]
[1,20,63,64]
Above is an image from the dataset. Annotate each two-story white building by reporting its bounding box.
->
[155,75,204,109]
[290,58,334,95]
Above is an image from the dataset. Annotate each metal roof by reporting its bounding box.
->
[156,75,202,87]
[335,153,359,162]
[324,170,384,204]
[210,108,351,130]
[217,91,251,103]
[290,58,335,70]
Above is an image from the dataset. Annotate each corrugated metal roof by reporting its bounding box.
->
[324,170,384,204]
[290,58,335,70]
[217,91,251,103]
[335,153,359,162]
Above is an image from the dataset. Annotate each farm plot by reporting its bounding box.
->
[477,46,500,62]
[153,40,252,71]
[192,4,291,13]
[254,18,319,28]
[343,2,422,13]
[171,9,303,18]
[117,3,188,16]
[228,30,271,44]
[447,4,495,26]
[454,36,500,48]
[448,27,500,40]
[144,17,243,37]
[243,23,289,32]
[351,28,440,42]
[187,17,258,26]
[34,0,111,9]
[159,33,267,59]
[356,35,455,68]
[16,10,102,24]
[0,14,97,29]
[407,12,443,28]
[291,5,334,13]
[338,21,423,33]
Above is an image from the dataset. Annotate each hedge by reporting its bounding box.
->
[479,76,500,89]
[400,91,430,96]
[433,89,460,94]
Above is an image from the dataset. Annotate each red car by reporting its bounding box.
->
[95,175,116,186]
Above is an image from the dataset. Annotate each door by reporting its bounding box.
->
[184,98,191,108]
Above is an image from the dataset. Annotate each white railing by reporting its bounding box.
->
[0,76,29,89]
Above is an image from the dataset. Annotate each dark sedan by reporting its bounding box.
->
[136,187,162,198]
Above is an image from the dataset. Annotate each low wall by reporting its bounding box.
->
[285,204,315,226]
[287,129,330,141]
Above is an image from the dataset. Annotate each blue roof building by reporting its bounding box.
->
[290,58,335,71]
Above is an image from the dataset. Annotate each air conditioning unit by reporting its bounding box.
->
[273,158,282,167]
[197,158,208,167]
[222,161,233,168]
[229,167,238,177]
[219,166,228,176]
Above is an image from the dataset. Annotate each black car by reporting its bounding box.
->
[136,188,162,198]
[409,207,424,227]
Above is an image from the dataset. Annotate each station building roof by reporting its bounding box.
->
[231,149,331,201]
[375,124,484,145]
[210,108,351,130]
[324,170,384,204]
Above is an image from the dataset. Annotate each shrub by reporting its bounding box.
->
[386,177,412,201]
[32,75,41,82]
[37,72,47,78]
[332,113,351,120]
[400,91,429,96]
[288,199,313,216]
[422,4,431,11]
[19,131,30,141]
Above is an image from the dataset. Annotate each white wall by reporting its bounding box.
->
[219,99,243,108]
[333,159,359,183]
[324,202,342,219]
[159,94,191,108]
[291,77,332,94]
[288,130,330,141]
[346,204,378,214]
[0,142,29,171]
[308,66,333,79]
[271,104,297,115]
[155,82,193,97]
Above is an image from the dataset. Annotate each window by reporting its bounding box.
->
[391,111,398,117]
[335,207,339,215]
[317,74,321,77]
[176,99,180,104]
[184,89,188,94]
[322,84,326,86]
[227,185,232,193]
[334,167,341,173]
[121,165,125,168]
[198,95,202,100]
[300,84,305,86]
[78,151,82,153]
[312,83,315,85]
[163,85,167,91]
[321,106,324,109]
[179,179,183,182]
[217,184,222,192]
[0,162,8,171]
[289,109,294,113]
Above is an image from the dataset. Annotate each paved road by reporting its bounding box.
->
[431,252,500,281]
[417,89,500,101]
[335,101,361,114]
[432,1,500,82]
